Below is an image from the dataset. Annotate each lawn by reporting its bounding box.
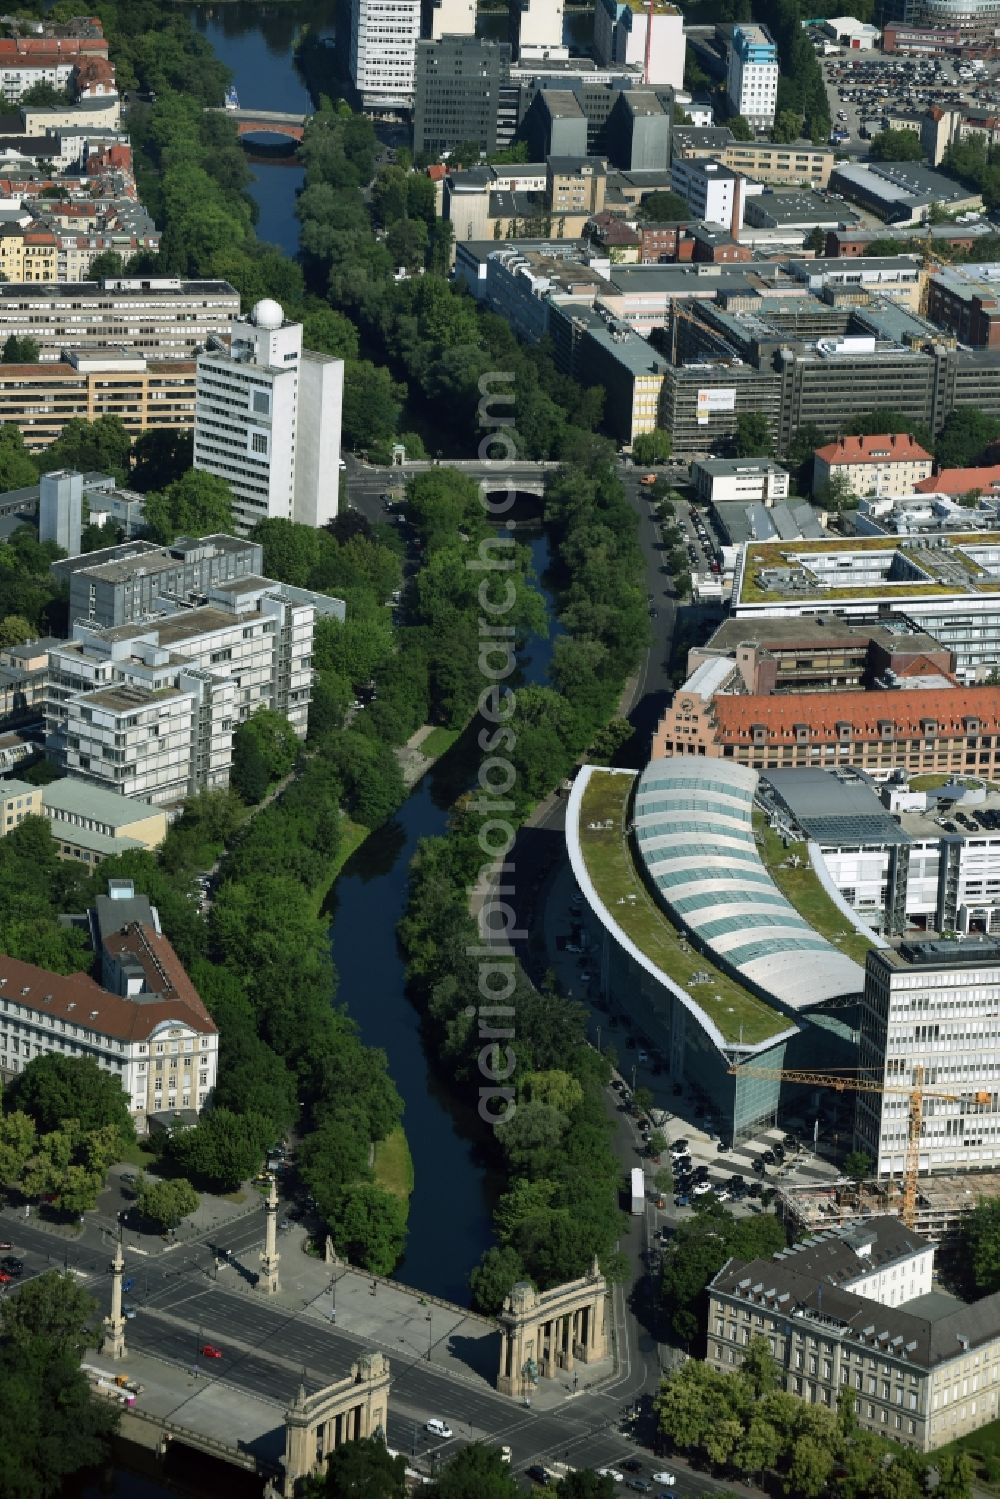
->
[118,1139,157,1170]
[309,816,369,916]
[373,1126,414,1201]
[421,726,460,758]
[753,812,875,966]
[578,771,792,1047]
[936,1420,1000,1490]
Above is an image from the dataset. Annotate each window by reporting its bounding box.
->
[251,432,268,456]
[252,390,270,415]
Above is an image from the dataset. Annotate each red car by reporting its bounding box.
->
[200,1344,223,1359]
[0,1271,12,1284]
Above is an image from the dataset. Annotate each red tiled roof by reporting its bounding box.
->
[895,654,957,681]
[712,685,1000,744]
[0,37,107,61]
[815,433,933,466]
[915,466,1000,496]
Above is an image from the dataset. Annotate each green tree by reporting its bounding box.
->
[469,1245,527,1315]
[0,1269,98,1357]
[554,1474,616,1499]
[0,1339,118,1498]
[632,429,672,464]
[733,412,771,458]
[961,1197,1000,1294]
[804,225,826,254]
[935,406,997,469]
[302,306,360,361]
[0,1110,36,1185]
[814,474,857,512]
[171,1108,271,1192]
[638,191,691,221]
[342,361,404,451]
[843,1150,872,1187]
[0,613,34,647]
[9,1054,134,1143]
[785,1433,834,1498]
[1,335,39,363]
[312,1436,407,1497]
[728,114,754,140]
[773,109,804,145]
[231,724,270,804]
[740,1334,778,1396]
[130,428,193,492]
[85,249,126,280]
[426,1444,521,1498]
[0,425,42,492]
[324,1182,408,1275]
[135,1175,199,1231]
[38,416,133,483]
[143,469,234,543]
[869,129,926,162]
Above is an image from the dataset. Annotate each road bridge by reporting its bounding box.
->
[208,107,309,141]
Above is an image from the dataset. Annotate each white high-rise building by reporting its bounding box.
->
[38,470,83,557]
[349,0,422,110]
[513,0,567,60]
[593,0,684,90]
[193,299,343,536]
[428,0,476,40]
[858,941,1000,1180]
[726,23,778,132]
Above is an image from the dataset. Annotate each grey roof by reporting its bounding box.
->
[713,1234,1000,1370]
[762,766,911,849]
[93,887,156,947]
[49,820,144,857]
[42,778,162,830]
[695,458,786,477]
[632,759,866,1009]
[773,1218,928,1286]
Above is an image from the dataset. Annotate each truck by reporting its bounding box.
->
[631,1166,645,1216]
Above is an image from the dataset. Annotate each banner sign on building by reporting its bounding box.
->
[696,387,736,425]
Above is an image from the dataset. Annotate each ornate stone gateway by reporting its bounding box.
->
[497,1260,609,1398]
[281,1353,391,1496]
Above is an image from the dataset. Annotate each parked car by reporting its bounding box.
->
[653,1475,676,1488]
[200,1344,223,1359]
[527,1465,551,1486]
[426,1418,453,1438]
[692,1181,712,1196]
[598,1468,624,1482]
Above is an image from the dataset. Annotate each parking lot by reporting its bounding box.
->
[821,48,1000,148]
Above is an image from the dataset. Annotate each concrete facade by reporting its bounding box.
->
[282,1356,390,1496]
[0,278,239,361]
[497,1262,609,1397]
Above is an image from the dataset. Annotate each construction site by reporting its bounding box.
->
[778,1171,1000,1237]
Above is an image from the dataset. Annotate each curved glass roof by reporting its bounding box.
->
[633,760,865,1009]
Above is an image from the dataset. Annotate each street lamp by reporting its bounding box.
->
[426,1310,432,1362]
[330,1274,337,1323]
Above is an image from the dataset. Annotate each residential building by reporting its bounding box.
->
[593,0,684,91]
[691,457,790,506]
[0,279,240,361]
[859,941,1000,1181]
[413,37,513,157]
[787,253,924,311]
[54,535,264,629]
[38,469,82,556]
[0,349,196,451]
[725,24,778,132]
[454,242,610,342]
[194,298,344,534]
[427,0,476,40]
[45,585,314,804]
[40,778,167,864]
[0,878,218,1131]
[708,1217,1000,1452]
[813,434,934,498]
[927,265,1000,351]
[20,94,120,137]
[0,35,110,105]
[669,157,744,231]
[0,222,57,282]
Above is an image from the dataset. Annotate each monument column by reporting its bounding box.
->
[101,1235,126,1360]
[259,1175,280,1294]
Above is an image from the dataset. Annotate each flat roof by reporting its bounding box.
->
[42,777,162,828]
[633,760,866,1008]
[567,767,794,1048]
[762,766,911,848]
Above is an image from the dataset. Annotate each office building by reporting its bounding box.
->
[547,301,667,443]
[0,349,195,451]
[927,265,1000,351]
[349,0,422,110]
[45,584,315,804]
[427,0,475,40]
[691,457,790,506]
[413,37,513,158]
[54,535,264,630]
[708,1217,1000,1452]
[593,0,684,90]
[604,88,672,170]
[669,157,745,230]
[40,778,167,864]
[813,433,934,498]
[0,279,239,362]
[830,160,983,226]
[719,140,834,188]
[0,878,218,1131]
[512,0,566,61]
[725,24,778,132]
[194,299,343,535]
[859,942,1000,1182]
[0,778,43,834]
[38,469,82,556]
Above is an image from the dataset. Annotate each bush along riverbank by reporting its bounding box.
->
[399,445,650,1313]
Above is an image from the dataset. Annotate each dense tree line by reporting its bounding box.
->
[302,1436,617,1498]
[656,1344,972,1499]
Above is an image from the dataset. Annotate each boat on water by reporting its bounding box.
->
[224,85,239,111]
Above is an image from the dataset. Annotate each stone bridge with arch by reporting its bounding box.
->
[209,107,310,141]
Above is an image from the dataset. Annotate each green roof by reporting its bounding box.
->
[573,769,793,1047]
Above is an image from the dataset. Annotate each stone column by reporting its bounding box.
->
[259,1175,280,1295]
[101,1236,126,1360]
[564,1314,574,1371]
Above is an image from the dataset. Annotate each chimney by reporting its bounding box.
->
[730,173,743,241]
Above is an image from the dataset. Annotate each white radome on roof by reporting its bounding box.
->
[251,298,283,330]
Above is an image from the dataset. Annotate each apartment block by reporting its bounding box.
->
[859,942,1000,1180]
[708,1217,1000,1452]
[0,778,43,834]
[813,433,934,498]
[0,279,240,362]
[0,350,195,451]
[194,299,343,534]
[0,35,110,105]
[0,878,218,1131]
[45,586,314,804]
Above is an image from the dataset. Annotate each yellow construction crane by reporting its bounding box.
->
[726,1064,991,1228]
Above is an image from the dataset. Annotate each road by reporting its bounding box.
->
[2,1204,754,1496]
